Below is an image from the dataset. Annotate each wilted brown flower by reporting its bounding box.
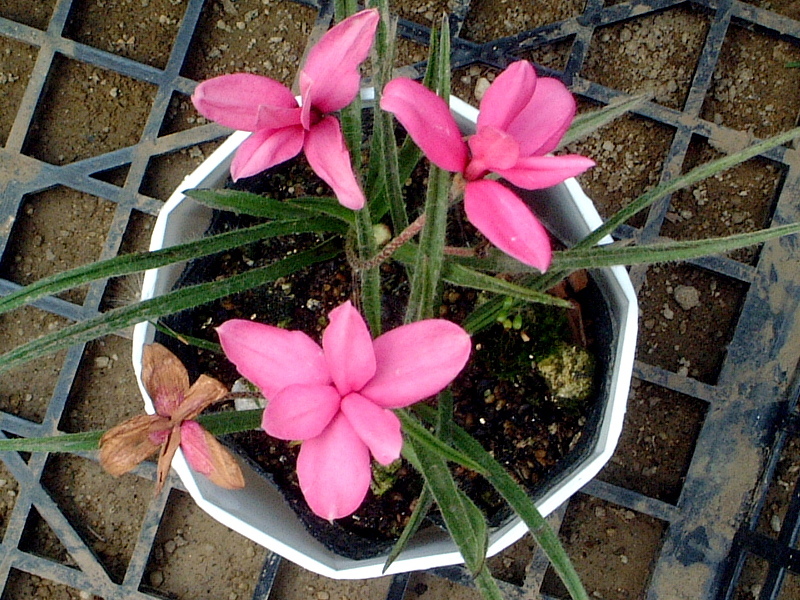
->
[99,343,245,493]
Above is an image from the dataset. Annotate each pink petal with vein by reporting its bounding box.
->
[256,103,302,130]
[322,302,376,396]
[217,319,330,399]
[341,393,402,465]
[476,61,537,132]
[263,383,341,440]
[464,179,552,272]
[381,78,468,173]
[304,116,365,209]
[493,154,595,191]
[191,73,298,131]
[297,413,371,520]
[230,125,305,181]
[361,320,471,408]
[506,77,577,156]
[300,9,379,114]
[179,420,215,476]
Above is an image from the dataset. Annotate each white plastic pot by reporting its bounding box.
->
[132,92,638,579]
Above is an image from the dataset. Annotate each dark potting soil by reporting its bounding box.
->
[158,158,605,560]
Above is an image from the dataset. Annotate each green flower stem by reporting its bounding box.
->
[353,204,383,335]
[0,239,342,375]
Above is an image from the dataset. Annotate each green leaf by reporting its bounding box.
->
[152,321,223,354]
[0,217,347,317]
[558,93,651,149]
[196,408,263,436]
[578,124,800,250]
[186,189,354,224]
[0,409,263,454]
[404,165,450,323]
[552,222,800,271]
[397,410,487,474]
[443,263,572,308]
[413,404,589,600]
[383,484,434,572]
[0,431,103,453]
[403,438,489,576]
[0,239,342,374]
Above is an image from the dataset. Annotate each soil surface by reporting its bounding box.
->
[1,0,799,599]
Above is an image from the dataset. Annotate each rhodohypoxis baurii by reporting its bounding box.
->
[380,61,595,272]
[99,344,245,493]
[217,301,471,520]
[190,9,379,209]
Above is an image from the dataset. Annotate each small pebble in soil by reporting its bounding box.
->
[674,285,701,311]
[771,513,781,532]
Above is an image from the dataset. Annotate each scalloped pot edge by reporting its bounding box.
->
[132,91,638,579]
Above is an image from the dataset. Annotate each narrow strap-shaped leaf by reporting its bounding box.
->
[404,165,450,323]
[288,197,355,224]
[578,124,800,250]
[0,430,103,453]
[552,222,800,271]
[153,321,223,354]
[558,93,650,150]
[384,388,454,573]
[0,240,342,374]
[383,483,434,572]
[413,404,589,600]
[472,567,506,600]
[196,408,263,436]
[397,410,487,474]
[184,189,345,221]
[403,438,489,577]
[0,217,347,317]
[443,263,572,308]
[0,409,263,453]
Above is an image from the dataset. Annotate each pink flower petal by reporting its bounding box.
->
[230,125,305,181]
[262,383,341,440]
[506,77,577,157]
[256,103,302,130]
[361,320,471,408]
[381,78,468,173]
[341,393,403,465]
[300,9,379,114]
[476,61,537,133]
[465,125,520,180]
[191,73,298,131]
[217,319,331,399]
[322,301,376,396]
[179,420,215,476]
[464,179,552,272]
[297,413,372,520]
[304,116,365,209]
[493,154,596,191]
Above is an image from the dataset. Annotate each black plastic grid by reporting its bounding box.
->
[0,0,799,598]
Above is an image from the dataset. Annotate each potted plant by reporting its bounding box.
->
[130,102,638,578]
[1,3,799,599]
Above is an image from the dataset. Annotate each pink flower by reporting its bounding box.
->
[380,61,595,271]
[190,9,380,210]
[217,301,471,520]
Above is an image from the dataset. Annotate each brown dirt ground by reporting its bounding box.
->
[1,0,799,599]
